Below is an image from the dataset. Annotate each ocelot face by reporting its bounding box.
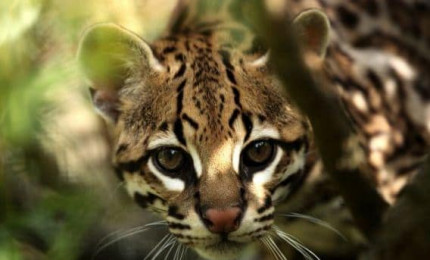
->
[78,8,328,259]
[111,49,309,259]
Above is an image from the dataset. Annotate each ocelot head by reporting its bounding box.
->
[78,6,329,259]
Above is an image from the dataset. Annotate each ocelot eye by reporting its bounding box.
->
[241,140,276,170]
[154,147,185,172]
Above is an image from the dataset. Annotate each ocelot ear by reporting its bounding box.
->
[249,9,330,67]
[292,9,330,58]
[78,23,163,122]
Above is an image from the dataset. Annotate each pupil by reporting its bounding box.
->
[249,141,272,163]
[158,149,183,170]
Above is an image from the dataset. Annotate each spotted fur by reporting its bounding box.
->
[78,0,430,259]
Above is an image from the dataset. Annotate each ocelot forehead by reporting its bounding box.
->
[115,33,307,163]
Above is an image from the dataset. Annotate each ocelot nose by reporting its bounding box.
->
[201,207,242,234]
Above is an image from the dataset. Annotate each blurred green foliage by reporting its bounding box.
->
[0,0,173,259]
[0,1,99,258]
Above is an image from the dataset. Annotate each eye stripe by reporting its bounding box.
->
[250,146,283,184]
[148,160,185,192]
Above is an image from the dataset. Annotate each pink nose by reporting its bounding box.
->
[203,207,242,234]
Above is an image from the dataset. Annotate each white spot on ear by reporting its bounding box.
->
[253,147,283,185]
[188,144,202,177]
[352,91,368,112]
[151,57,165,72]
[249,51,270,67]
[148,160,185,192]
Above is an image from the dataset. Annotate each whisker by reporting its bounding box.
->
[114,181,125,193]
[94,220,167,254]
[259,238,271,259]
[273,226,319,260]
[93,227,146,259]
[92,221,167,260]
[173,241,182,260]
[164,239,177,260]
[181,246,188,260]
[144,233,171,260]
[260,236,287,260]
[145,220,169,227]
[179,243,186,260]
[277,213,346,240]
[267,235,288,260]
[150,234,176,260]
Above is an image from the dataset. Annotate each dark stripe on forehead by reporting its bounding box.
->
[176,79,187,115]
[229,109,241,128]
[177,79,187,92]
[158,121,168,131]
[175,53,186,62]
[174,63,186,79]
[218,49,234,70]
[226,69,237,85]
[115,143,128,155]
[242,113,253,142]
[219,49,237,85]
[177,91,184,115]
[174,119,186,145]
[163,46,177,54]
[182,113,199,130]
[232,87,242,109]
